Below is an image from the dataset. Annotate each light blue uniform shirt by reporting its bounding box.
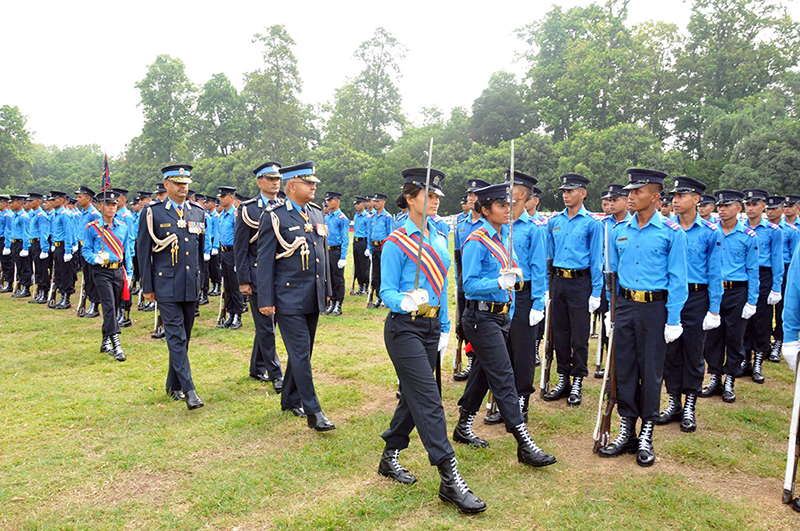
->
[51,206,72,247]
[455,212,484,252]
[462,219,518,309]
[219,205,236,246]
[379,217,451,333]
[682,213,724,314]
[780,219,800,265]
[609,212,689,326]
[394,211,408,230]
[719,221,760,305]
[1,209,12,243]
[747,218,783,291]
[782,243,800,342]
[325,208,350,256]
[79,205,101,244]
[370,209,394,243]
[547,205,603,297]
[28,207,50,243]
[81,217,133,272]
[512,211,547,311]
[353,210,370,238]
[9,209,31,251]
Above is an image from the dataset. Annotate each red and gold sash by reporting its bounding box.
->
[385,227,447,298]
[90,222,130,301]
[465,228,516,269]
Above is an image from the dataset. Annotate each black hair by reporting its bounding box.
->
[396,192,408,209]
[475,198,502,216]
[402,183,423,201]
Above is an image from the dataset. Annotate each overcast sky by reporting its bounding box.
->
[3,0,795,155]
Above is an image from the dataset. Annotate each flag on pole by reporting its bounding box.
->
[100,153,111,192]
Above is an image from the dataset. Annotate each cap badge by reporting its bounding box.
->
[179,168,185,175]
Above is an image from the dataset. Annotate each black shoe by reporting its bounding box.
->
[27,292,43,304]
[194,304,200,317]
[130,286,140,295]
[567,376,583,406]
[741,351,753,376]
[722,376,736,403]
[151,328,165,339]
[437,456,487,514]
[167,388,186,401]
[453,355,473,381]
[13,287,31,299]
[636,421,656,467]
[250,373,270,383]
[0,282,10,293]
[141,301,155,312]
[700,374,722,398]
[655,393,683,425]
[84,302,99,318]
[752,352,765,384]
[791,497,800,513]
[186,390,204,410]
[209,284,220,296]
[119,314,132,328]
[396,388,402,400]
[282,405,306,418]
[198,294,209,306]
[307,411,335,431]
[228,314,242,330]
[599,417,638,457]
[680,394,697,433]
[453,408,489,448]
[217,313,233,329]
[542,374,570,401]
[484,409,502,425]
[594,367,605,379]
[272,377,283,394]
[324,300,334,314]
[378,447,417,485]
[101,336,112,354]
[110,334,126,362]
[116,308,125,324]
[511,423,557,467]
[331,301,342,316]
[769,340,782,363]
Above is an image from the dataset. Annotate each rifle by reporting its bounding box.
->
[76,273,87,317]
[594,303,604,376]
[366,253,374,308]
[137,283,145,310]
[783,356,800,504]
[540,259,554,395]
[46,262,57,308]
[216,277,226,326]
[590,310,599,339]
[349,249,357,295]
[11,262,19,295]
[452,259,464,375]
[151,302,164,338]
[593,223,617,453]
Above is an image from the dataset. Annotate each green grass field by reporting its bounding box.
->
[1,250,799,530]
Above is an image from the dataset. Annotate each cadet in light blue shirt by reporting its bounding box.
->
[352,197,371,294]
[769,195,800,359]
[6,195,33,294]
[600,169,687,467]
[701,190,759,404]
[366,192,394,307]
[741,188,783,381]
[543,174,603,406]
[0,196,13,290]
[25,193,52,299]
[324,191,350,314]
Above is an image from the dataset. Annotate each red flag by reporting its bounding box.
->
[100,153,111,192]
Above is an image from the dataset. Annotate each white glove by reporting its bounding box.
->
[2,248,9,256]
[768,290,782,305]
[19,250,28,257]
[64,253,73,262]
[741,302,757,320]
[50,245,55,252]
[604,312,611,337]
[438,331,449,352]
[211,248,219,256]
[783,341,800,373]
[204,253,210,262]
[544,290,550,307]
[364,249,371,257]
[702,312,721,331]
[72,244,78,253]
[337,259,346,269]
[664,323,684,343]
[94,255,105,265]
[588,296,601,313]
[39,252,48,260]
[530,309,544,326]
[498,272,516,290]
[400,291,428,313]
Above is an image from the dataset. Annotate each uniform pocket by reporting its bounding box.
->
[154,268,174,298]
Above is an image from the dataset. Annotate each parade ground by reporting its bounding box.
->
[0,255,797,530]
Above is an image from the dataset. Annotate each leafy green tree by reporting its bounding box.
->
[471,71,533,146]
[194,73,248,157]
[0,105,34,191]
[722,119,800,193]
[30,144,104,193]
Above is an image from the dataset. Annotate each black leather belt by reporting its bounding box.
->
[466,300,511,314]
[328,245,341,251]
[54,241,64,247]
[759,266,773,273]
[29,238,39,243]
[620,287,667,303]
[514,281,528,292]
[555,267,589,279]
[354,237,366,242]
[723,280,747,290]
[98,262,120,269]
[11,239,21,243]
[372,240,383,247]
[688,283,708,292]
[220,246,233,252]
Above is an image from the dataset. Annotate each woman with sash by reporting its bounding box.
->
[453,183,557,468]
[378,168,486,514]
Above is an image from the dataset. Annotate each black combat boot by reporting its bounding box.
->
[511,423,557,467]
[13,286,31,299]
[216,313,233,329]
[752,352,765,384]
[101,336,112,354]
[655,393,683,425]
[324,300,334,314]
[110,334,126,362]
[699,374,722,397]
[54,293,69,309]
[741,351,753,376]
[84,302,99,318]
[453,408,489,448]
[598,417,638,457]
[437,456,487,514]
[722,375,736,403]
[542,374,570,401]
[567,376,583,406]
[453,355,473,381]
[378,447,417,485]
[636,420,656,467]
[228,314,242,330]
[331,301,342,316]
[680,393,697,433]
[769,340,782,363]
[186,390,204,410]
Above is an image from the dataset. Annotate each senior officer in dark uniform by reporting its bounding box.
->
[600,169,688,467]
[324,191,349,316]
[256,161,335,431]
[235,161,284,393]
[137,164,206,410]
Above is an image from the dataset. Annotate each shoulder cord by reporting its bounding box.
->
[242,205,260,244]
[146,206,179,253]
[270,210,309,268]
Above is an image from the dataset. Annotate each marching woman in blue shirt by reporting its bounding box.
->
[379,168,485,515]
[454,183,557,469]
[82,191,133,362]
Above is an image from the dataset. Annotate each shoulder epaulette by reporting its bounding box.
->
[590,212,606,221]
[663,218,681,231]
[789,224,800,231]
[265,201,284,213]
[431,214,442,222]
[744,227,757,237]
[532,217,548,226]
[308,202,321,210]
[241,197,258,207]
[189,200,203,209]
[703,220,719,231]
[338,212,347,219]
[768,222,780,230]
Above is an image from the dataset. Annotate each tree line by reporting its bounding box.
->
[2,0,800,215]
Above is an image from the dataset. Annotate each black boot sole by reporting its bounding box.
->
[378,469,417,485]
[438,493,487,514]
[453,433,489,448]
[654,411,683,426]
[680,423,697,433]
[752,375,764,384]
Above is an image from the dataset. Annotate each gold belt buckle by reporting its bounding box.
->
[633,290,646,303]
[498,303,509,315]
